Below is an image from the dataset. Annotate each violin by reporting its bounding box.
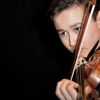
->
[70,0,100,99]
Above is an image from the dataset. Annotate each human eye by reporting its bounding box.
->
[58,31,68,37]
[74,27,81,33]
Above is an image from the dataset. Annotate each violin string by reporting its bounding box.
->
[79,66,83,96]
[75,68,80,100]
[79,65,83,99]
[81,65,85,99]
[76,66,83,100]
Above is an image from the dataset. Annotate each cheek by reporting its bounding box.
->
[82,22,99,50]
[60,37,69,48]
[97,11,100,29]
[60,37,73,52]
[84,22,96,42]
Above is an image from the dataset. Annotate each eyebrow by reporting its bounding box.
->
[57,29,65,33]
[70,23,81,28]
[57,23,81,33]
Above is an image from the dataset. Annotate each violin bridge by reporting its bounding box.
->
[75,57,87,69]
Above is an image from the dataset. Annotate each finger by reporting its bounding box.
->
[60,79,74,100]
[67,82,79,100]
[55,79,66,100]
[85,85,92,96]
[85,86,99,99]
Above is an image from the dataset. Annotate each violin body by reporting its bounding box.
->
[85,49,100,99]
[74,49,100,100]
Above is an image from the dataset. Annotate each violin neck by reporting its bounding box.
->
[75,64,85,100]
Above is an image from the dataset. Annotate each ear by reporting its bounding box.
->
[96,10,100,29]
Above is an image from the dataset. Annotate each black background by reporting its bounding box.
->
[2,0,76,100]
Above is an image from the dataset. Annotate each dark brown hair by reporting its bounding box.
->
[48,0,99,20]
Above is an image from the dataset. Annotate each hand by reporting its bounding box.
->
[55,79,94,100]
[55,79,79,100]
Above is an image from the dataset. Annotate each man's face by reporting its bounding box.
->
[53,5,100,57]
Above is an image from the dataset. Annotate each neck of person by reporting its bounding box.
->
[95,40,100,50]
[87,40,100,59]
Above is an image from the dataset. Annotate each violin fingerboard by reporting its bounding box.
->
[75,64,85,100]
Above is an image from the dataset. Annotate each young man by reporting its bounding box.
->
[49,0,100,100]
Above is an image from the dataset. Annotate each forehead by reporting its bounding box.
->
[53,5,85,30]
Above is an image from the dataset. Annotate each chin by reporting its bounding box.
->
[68,49,74,53]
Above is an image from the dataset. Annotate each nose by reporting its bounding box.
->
[69,33,76,48]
